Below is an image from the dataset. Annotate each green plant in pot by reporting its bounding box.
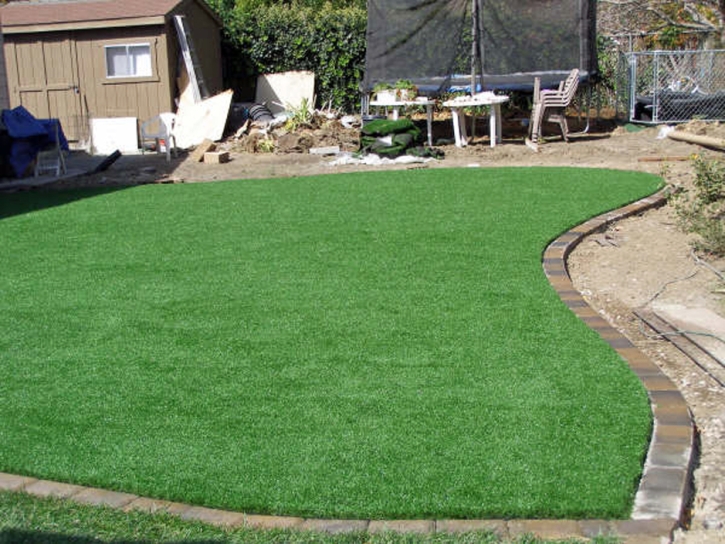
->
[373,82,396,103]
[395,79,417,101]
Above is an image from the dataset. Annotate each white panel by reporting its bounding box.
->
[255,71,315,115]
[90,117,138,155]
[173,89,232,149]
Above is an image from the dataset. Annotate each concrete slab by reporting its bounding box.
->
[653,303,725,363]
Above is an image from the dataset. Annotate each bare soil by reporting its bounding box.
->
[9,114,725,543]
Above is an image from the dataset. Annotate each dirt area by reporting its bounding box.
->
[4,113,725,542]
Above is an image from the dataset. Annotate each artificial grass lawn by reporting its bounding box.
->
[0,167,659,520]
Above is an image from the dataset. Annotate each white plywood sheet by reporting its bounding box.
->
[255,71,315,115]
[174,89,233,149]
[90,117,138,155]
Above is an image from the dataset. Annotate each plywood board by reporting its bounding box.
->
[90,117,138,155]
[255,71,314,115]
[174,89,233,149]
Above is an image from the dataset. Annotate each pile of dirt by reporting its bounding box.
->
[220,111,362,155]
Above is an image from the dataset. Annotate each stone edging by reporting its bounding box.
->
[0,188,694,543]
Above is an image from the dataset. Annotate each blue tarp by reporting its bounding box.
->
[1,106,69,178]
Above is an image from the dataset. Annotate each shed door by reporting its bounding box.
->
[8,34,83,142]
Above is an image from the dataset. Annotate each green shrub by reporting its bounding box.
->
[211,2,366,113]
[674,156,725,255]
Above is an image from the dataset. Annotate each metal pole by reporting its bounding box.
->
[471,0,477,94]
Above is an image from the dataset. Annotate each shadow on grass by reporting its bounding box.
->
[0,529,220,544]
[0,150,185,221]
[0,186,130,221]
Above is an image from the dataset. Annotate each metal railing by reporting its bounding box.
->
[617,49,725,124]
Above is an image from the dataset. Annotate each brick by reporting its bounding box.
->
[204,151,230,164]
[563,298,588,309]
[638,467,689,494]
[578,520,614,539]
[507,520,582,540]
[640,374,681,392]
[24,479,85,499]
[568,304,598,317]
[0,472,36,491]
[650,389,689,406]
[611,518,677,537]
[72,488,137,508]
[546,277,573,290]
[651,403,692,426]
[435,519,507,536]
[244,514,304,530]
[632,490,684,521]
[620,535,668,544]
[190,139,216,162]
[299,518,369,533]
[647,442,693,468]
[604,336,636,349]
[368,520,435,534]
[123,497,178,514]
[615,347,654,364]
[165,501,195,515]
[653,424,694,446]
[179,506,246,527]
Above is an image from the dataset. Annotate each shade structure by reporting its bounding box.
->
[363,0,597,93]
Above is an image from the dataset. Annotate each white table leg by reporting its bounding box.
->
[426,104,433,147]
[451,107,462,147]
[391,107,400,121]
[489,104,503,148]
[458,110,468,147]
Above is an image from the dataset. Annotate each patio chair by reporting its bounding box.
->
[140,112,178,162]
[34,120,67,178]
[525,68,580,151]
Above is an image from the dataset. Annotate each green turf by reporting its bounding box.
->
[0,167,659,520]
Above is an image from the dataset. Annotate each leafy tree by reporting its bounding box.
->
[599,0,725,48]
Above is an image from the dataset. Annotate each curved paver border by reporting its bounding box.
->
[0,188,694,543]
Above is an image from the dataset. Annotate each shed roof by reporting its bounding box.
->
[0,0,220,33]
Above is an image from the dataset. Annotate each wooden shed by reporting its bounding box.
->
[0,0,222,147]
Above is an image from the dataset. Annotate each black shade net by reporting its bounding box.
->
[363,0,597,93]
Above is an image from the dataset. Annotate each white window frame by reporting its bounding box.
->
[104,43,153,79]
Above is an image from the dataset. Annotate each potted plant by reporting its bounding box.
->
[373,82,397,103]
[395,79,418,101]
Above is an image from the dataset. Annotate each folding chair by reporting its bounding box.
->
[34,120,67,178]
[526,68,580,151]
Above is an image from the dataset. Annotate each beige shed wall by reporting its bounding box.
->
[0,29,10,110]
[75,26,174,121]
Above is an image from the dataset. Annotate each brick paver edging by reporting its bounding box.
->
[0,188,694,543]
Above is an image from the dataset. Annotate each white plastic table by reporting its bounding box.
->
[369,97,435,146]
[442,93,509,148]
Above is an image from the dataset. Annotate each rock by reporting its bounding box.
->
[277,132,315,153]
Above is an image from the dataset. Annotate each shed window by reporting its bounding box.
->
[105,44,152,78]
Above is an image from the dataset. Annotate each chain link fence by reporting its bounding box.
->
[617,49,725,124]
